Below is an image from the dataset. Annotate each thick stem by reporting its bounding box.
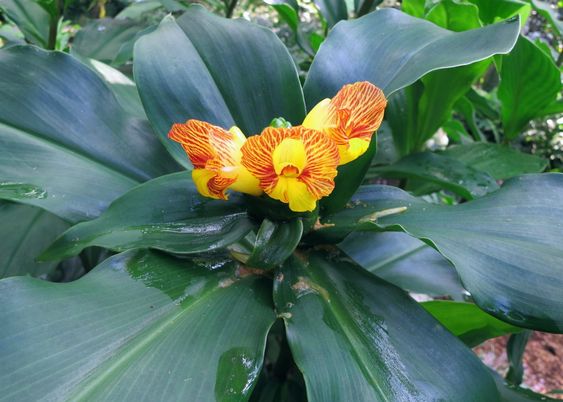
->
[225,0,238,18]
[47,0,60,50]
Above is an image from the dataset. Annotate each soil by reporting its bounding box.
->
[474,332,563,399]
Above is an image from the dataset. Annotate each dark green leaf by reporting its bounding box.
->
[506,331,532,385]
[313,0,347,28]
[304,8,520,104]
[317,174,563,332]
[134,6,305,167]
[492,371,559,401]
[339,231,466,299]
[305,8,519,210]
[0,182,46,200]
[467,0,530,25]
[40,172,255,261]
[246,219,303,269]
[0,46,178,222]
[421,301,523,347]
[498,36,561,139]
[274,251,499,401]
[0,202,68,279]
[116,1,162,20]
[371,151,499,199]
[442,143,548,180]
[0,0,49,47]
[71,18,150,66]
[0,250,276,400]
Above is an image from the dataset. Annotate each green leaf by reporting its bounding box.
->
[421,301,523,347]
[313,0,347,28]
[134,6,306,167]
[0,182,46,200]
[116,1,163,20]
[531,0,562,37]
[274,251,499,401]
[71,18,150,66]
[442,143,548,180]
[498,36,562,139]
[494,372,560,401]
[0,0,49,47]
[339,231,466,299]
[246,219,303,269]
[77,57,147,119]
[467,0,531,25]
[505,331,532,385]
[0,250,276,400]
[371,151,500,199]
[0,46,178,222]
[317,174,563,332]
[304,8,520,104]
[304,8,519,210]
[0,202,68,279]
[40,172,255,261]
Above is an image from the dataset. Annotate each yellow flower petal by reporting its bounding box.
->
[272,138,307,176]
[338,138,371,165]
[169,120,262,199]
[269,177,317,212]
[302,98,333,132]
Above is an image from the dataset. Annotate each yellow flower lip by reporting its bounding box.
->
[241,126,339,212]
[302,81,387,165]
[168,120,262,199]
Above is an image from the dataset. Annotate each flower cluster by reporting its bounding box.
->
[169,81,387,212]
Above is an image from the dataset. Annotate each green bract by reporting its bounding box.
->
[0,3,561,401]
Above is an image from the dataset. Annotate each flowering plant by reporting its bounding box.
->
[0,4,561,401]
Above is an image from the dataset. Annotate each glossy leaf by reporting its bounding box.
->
[246,219,303,269]
[0,202,68,279]
[305,8,519,210]
[274,251,499,401]
[317,174,563,332]
[116,1,163,19]
[40,173,255,261]
[498,36,561,139]
[371,151,499,199]
[134,6,305,167]
[313,0,347,28]
[0,46,178,222]
[506,331,532,385]
[467,0,531,25]
[78,57,147,119]
[421,301,523,347]
[71,18,150,66]
[0,0,49,47]
[442,143,548,180]
[339,231,465,299]
[0,250,276,401]
[304,8,520,105]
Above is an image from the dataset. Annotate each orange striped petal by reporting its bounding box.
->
[303,81,387,165]
[168,120,261,199]
[241,126,339,211]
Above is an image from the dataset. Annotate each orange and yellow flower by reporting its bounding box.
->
[303,81,387,165]
[240,126,339,212]
[169,120,262,199]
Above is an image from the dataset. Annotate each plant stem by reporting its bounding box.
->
[225,0,238,18]
[47,0,61,50]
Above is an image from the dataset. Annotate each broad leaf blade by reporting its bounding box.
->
[313,0,347,28]
[0,250,276,401]
[372,151,499,199]
[0,202,68,279]
[304,8,520,105]
[41,172,255,260]
[134,6,305,167]
[274,251,499,401]
[0,46,179,222]
[317,174,563,332]
[339,231,465,299]
[422,301,523,347]
[0,0,49,47]
[498,36,561,139]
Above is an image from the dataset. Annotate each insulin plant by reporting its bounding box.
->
[1,4,562,401]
